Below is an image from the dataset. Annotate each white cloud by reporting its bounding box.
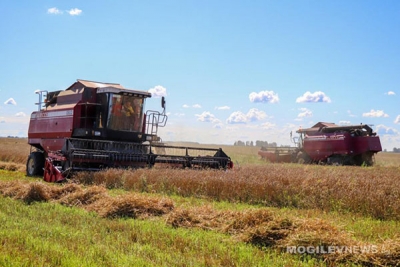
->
[47,7,82,16]
[67,8,82,16]
[215,106,230,110]
[386,91,396,95]
[183,104,202,108]
[4,98,17,105]
[362,109,389,118]
[213,123,224,129]
[261,122,276,129]
[296,91,331,103]
[148,85,167,98]
[347,110,357,117]
[226,111,247,124]
[47,7,63,15]
[297,108,312,118]
[249,90,279,103]
[394,115,400,124]
[15,112,26,117]
[226,108,268,124]
[246,108,267,122]
[339,121,351,125]
[376,124,399,135]
[195,111,220,123]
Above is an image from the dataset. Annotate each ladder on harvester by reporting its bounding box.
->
[145,110,167,137]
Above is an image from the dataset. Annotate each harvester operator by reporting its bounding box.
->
[110,97,123,129]
[122,101,135,130]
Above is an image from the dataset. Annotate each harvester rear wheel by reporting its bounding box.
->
[26,152,45,177]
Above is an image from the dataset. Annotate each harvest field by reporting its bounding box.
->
[1,137,400,266]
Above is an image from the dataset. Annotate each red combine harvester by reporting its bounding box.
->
[258,122,382,166]
[27,79,233,182]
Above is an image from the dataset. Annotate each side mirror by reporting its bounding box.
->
[161,97,166,109]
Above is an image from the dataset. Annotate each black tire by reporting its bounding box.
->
[297,151,311,164]
[361,152,374,166]
[26,152,45,177]
[296,151,305,164]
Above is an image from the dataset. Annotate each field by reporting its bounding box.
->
[1,137,400,266]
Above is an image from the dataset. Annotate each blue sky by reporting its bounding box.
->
[1,0,399,150]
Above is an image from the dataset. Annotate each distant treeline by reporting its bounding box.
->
[393,148,400,153]
[233,140,278,147]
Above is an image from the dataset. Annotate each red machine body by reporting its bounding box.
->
[300,124,381,164]
[258,122,382,166]
[27,79,232,182]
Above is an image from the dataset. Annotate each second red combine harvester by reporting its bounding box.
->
[27,79,233,182]
[258,122,382,166]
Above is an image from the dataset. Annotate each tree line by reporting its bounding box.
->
[233,140,278,147]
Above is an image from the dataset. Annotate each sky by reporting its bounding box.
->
[1,0,400,150]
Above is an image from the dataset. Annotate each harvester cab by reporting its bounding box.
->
[27,79,233,183]
[34,83,165,144]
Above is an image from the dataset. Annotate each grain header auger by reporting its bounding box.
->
[258,122,382,166]
[27,79,233,182]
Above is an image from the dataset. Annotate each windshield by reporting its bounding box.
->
[107,93,144,132]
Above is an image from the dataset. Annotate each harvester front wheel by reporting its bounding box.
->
[296,152,305,164]
[361,152,374,166]
[296,151,311,164]
[26,152,45,177]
